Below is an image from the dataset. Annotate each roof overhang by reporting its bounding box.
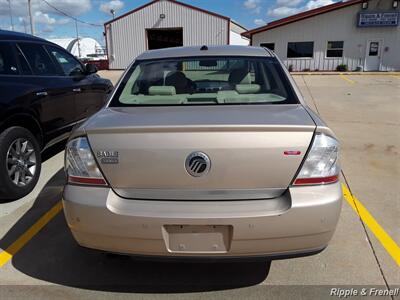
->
[242,0,363,38]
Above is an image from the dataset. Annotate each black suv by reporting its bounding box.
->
[0,30,113,200]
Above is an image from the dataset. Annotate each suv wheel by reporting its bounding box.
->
[0,127,42,200]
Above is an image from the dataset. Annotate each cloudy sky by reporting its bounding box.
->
[0,0,337,45]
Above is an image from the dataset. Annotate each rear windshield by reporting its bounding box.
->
[110,56,298,106]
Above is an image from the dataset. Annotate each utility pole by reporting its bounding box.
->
[107,9,115,62]
[7,0,14,31]
[22,19,27,33]
[28,0,35,35]
[75,20,81,58]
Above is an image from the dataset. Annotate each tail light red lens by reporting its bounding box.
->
[68,175,108,186]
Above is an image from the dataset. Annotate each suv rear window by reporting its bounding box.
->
[110,57,298,106]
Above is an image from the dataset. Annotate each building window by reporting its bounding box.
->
[369,42,379,56]
[260,43,275,51]
[287,42,314,58]
[326,41,344,58]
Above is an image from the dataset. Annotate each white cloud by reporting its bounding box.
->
[276,0,303,7]
[40,0,92,16]
[253,6,262,14]
[34,11,56,25]
[254,18,267,26]
[244,0,262,13]
[244,0,261,9]
[57,18,71,25]
[0,0,91,18]
[100,0,124,14]
[18,17,28,24]
[41,26,54,33]
[28,11,70,26]
[268,0,335,17]
[0,0,90,36]
[305,0,334,10]
[267,6,301,17]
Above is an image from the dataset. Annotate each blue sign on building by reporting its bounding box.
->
[358,12,399,27]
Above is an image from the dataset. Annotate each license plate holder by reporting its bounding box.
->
[163,225,232,253]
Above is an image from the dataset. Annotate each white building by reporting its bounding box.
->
[50,37,106,60]
[243,0,400,71]
[230,20,250,46]
[104,0,248,70]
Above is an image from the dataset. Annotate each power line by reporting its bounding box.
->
[41,0,103,27]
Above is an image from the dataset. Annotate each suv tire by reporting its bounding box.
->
[0,127,42,200]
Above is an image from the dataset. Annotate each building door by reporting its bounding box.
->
[147,28,183,50]
[365,40,382,71]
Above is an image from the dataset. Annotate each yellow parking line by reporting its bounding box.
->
[0,201,63,268]
[342,184,400,267]
[339,73,355,85]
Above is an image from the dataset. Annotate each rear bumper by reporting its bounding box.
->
[62,182,342,258]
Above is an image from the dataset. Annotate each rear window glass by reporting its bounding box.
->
[110,57,298,106]
[15,46,32,75]
[0,42,18,75]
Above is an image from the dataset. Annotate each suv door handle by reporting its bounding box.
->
[73,88,81,92]
[36,91,48,96]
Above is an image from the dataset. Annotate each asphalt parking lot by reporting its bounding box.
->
[0,73,399,299]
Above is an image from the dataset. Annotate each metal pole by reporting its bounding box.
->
[108,9,115,63]
[8,0,14,31]
[75,20,81,58]
[28,0,35,35]
[23,19,27,33]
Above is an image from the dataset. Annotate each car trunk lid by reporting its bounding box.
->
[85,105,315,200]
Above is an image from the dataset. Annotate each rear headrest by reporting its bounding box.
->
[228,69,252,85]
[148,86,176,96]
[235,84,261,94]
[165,71,188,90]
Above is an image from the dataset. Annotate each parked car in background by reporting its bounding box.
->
[63,45,342,260]
[80,57,109,71]
[0,30,113,200]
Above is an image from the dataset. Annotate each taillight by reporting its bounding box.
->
[293,133,340,186]
[65,137,107,186]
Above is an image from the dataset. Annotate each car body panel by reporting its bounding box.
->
[63,182,342,257]
[84,105,316,199]
[63,45,341,258]
[73,74,112,121]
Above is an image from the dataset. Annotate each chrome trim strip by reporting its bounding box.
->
[112,188,286,201]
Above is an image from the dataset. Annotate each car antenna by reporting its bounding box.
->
[200,45,208,51]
